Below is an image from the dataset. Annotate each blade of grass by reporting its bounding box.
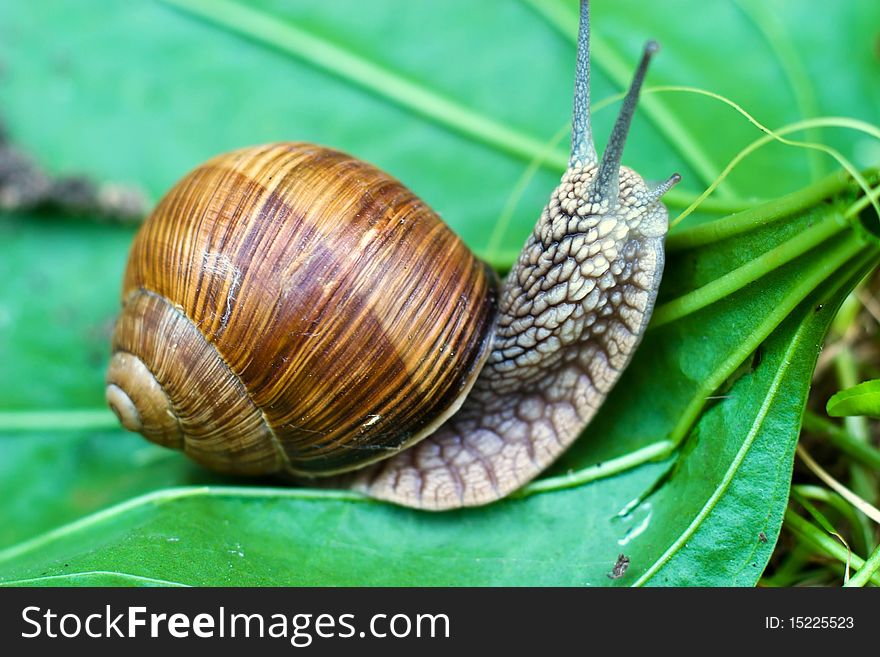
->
[802,410,880,471]
[666,169,861,252]
[844,541,880,587]
[668,115,880,229]
[793,484,870,557]
[796,444,880,525]
[652,211,849,329]
[783,509,880,586]
[790,488,852,581]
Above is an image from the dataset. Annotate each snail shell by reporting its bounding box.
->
[106,144,497,477]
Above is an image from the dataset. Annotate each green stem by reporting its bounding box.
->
[829,318,879,529]
[519,440,675,497]
[847,182,880,218]
[792,484,868,557]
[669,118,880,229]
[791,488,849,537]
[833,348,872,444]
[666,239,873,445]
[662,191,755,215]
[666,169,856,252]
[651,211,850,329]
[783,509,880,586]
[831,343,879,547]
[844,541,880,587]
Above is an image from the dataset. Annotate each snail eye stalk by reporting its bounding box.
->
[569,0,597,168]
[593,40,660,204]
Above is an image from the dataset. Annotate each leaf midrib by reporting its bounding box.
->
[632,307,809,586]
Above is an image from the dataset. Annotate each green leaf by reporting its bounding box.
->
[1,191,874,585]
[0,0,878,586]
[827,379,880,418]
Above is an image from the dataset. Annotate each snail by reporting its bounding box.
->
[105,0,679,510]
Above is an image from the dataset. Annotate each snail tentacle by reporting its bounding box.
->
[593,40,659,203]
[569,0,596,168]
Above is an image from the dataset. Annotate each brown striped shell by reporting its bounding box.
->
[106,143,498,477]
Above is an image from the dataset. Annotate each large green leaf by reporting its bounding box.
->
[0,266,872,586]
[0,0,878,585]
[1,195,875,585]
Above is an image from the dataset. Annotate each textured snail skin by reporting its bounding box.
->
[107,143,497,477]
[344,164,668,509]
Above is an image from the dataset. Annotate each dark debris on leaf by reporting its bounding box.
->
[0,121,148,223]
[607,553,630,580]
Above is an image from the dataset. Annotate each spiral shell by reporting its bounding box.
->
[106,143,497,477]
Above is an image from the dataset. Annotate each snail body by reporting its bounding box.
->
[106,0,680,510]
